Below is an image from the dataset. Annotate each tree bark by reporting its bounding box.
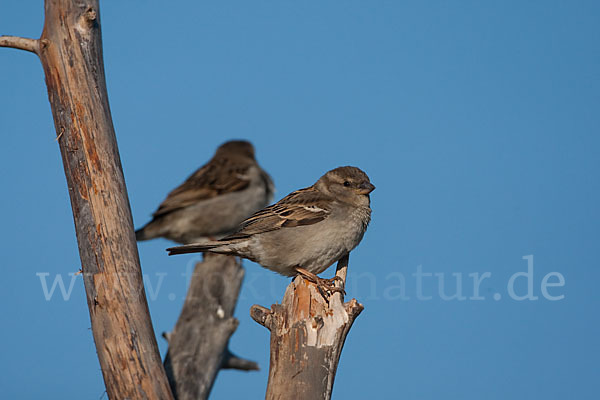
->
[250,255,363,400]
[164,254,258,400]
[2,1,174,399]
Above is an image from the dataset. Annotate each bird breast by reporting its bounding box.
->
[250,204,371,276]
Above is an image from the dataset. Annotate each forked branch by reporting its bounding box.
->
[164,254,258,400]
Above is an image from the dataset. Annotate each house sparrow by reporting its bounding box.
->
[167,166,374,291]
[136,140,274,244]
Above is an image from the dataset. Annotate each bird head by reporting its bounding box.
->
[316,166,375,206]
[215,140,256,159]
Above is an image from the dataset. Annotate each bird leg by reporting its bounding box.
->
[294,267,346,296]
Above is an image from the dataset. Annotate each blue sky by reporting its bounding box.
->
[1,1,599,399]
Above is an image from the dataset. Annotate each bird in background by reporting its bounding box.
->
[167,166,374,293]
[136,140,274,244]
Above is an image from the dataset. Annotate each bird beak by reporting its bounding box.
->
[356,182,375,195]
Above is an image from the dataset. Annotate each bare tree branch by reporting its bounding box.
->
[335,253,349,290]
[221,349,260,371]
[251,255,363,400]
[164,254,258,400]
[0,35,39,54]
[0,1,174,398]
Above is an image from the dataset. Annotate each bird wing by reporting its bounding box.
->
[152,157,252,218]
[224,187,331,239]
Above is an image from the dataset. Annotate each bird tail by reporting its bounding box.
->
[135,227,150,241]
[167,241,231,256]
[135,220,161,241]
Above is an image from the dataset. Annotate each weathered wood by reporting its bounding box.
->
[0,35,39,53]
[250,255,363,400]
[2,1,174,398]
[164,254,258,400]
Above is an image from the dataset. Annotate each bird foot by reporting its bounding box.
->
[294,267,346,297]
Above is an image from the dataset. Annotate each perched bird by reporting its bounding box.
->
[136,140,274,244]
[167,166,374,291]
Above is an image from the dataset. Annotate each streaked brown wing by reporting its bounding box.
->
[224,187,331,239]
[153,158,251,218]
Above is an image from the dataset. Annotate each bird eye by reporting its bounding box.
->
[343,181,351,187]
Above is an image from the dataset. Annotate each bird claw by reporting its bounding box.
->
[294,267,346,297]
[317,281,346,297]
[322,275,344,286]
